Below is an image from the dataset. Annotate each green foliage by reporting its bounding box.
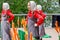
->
[0,0,59,13]
[0,0,29,14]
[0,0,59,27]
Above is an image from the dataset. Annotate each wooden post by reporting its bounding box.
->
[11,21,20,40]
[15,28,20,40]
[11,21,16,40]
[30,32,33,40]
[12,21,15,29]
[21,18,27,31]
[25,34,28,40]
[17,17,20,28]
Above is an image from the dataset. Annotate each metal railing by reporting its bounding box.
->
[14,13,60,28]
[0,13,60,38]
[14,13,60,16]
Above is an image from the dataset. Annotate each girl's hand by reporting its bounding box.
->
[7,21,9,24]
[34,23,38,27]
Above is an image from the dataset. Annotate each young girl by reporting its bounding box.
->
[1,3,14,40]
[37,5,51,38]
[37,5,46,38]
[27,1,44,40]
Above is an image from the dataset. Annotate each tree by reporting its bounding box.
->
[0,0,59,13]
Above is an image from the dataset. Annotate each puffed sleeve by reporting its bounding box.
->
[39,10,46,19]
[34,11,44,26]
[7,10,14,22]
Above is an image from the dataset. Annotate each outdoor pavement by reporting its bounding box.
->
[43,28,58,40]
[0,28,58,40]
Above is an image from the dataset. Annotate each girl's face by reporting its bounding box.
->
[36,7,38,11]
[27,2,31,10]
[2,5,7,10]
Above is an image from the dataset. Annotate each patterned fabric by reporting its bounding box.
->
[39,23,45,37]
[1,9,14,40]
[27,14,39,40]
[1,14,11,40]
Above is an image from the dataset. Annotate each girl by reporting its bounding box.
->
[27,1,44,40]
[37,5,51,38]
[1,3,14,40]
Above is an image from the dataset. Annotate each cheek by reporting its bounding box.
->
[28,6,30,9]
[2,6,5,9]
[2,6,4,9]
[28,6,30,8]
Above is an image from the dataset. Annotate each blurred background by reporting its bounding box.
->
[0,0,60,24]
[0,0,60,40]
[0,0,60,13]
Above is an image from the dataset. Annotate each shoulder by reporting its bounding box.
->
[7,9,12,13]
[7,9,11,12]
[34,10,38,14]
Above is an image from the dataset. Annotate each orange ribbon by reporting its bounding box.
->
[21,18,27,31]
[11,21,20,40]
[30,32,33,40]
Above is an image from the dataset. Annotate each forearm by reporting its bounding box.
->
[8,14,14,22]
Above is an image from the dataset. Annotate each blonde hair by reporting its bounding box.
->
[28,1,36,11]
[37,5,42,10]
[2,3,10,10]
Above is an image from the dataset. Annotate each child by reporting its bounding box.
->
[37,5,51,38]
[1,3,14,40]
[27,1,44,40]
